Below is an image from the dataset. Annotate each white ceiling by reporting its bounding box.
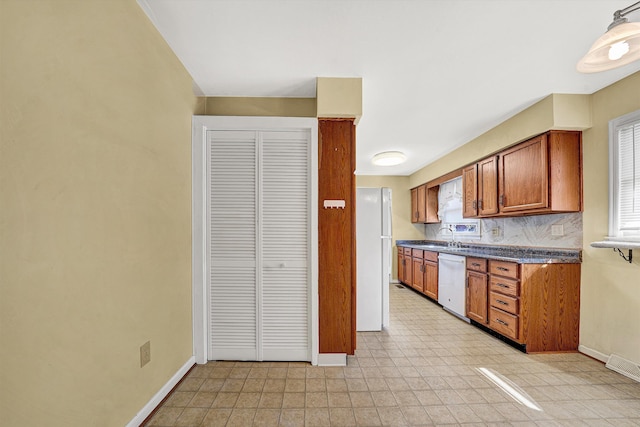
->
[138,0,640,176]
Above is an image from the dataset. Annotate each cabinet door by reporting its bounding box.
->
[404,253,413,286]
[412,257,424,292]
[410,188,419,223]
[466,270,488,324]
[499,135,548,212]
[424,261,438,300]
[478,156,499,215]
[426,186,440,223]
[417,184,427,223]
[397,250,405,283]
[462,164,478,217]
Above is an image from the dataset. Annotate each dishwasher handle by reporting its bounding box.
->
[438,254,465,263]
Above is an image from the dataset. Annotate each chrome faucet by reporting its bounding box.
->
[439,225,458,247]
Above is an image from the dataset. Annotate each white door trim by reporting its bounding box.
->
[192,116,318,365]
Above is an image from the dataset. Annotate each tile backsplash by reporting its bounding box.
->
[424,212,582,249]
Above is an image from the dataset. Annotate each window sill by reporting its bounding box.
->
[590,240,640,250]
[590,239,639,264]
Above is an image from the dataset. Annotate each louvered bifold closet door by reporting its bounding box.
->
[260,131,310,361]
[208,130,258,360]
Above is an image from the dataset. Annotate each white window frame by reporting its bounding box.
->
[608,109,640,241]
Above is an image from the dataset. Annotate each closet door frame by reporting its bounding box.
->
[192,116,319,365]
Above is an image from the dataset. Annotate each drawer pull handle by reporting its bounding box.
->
[496,299,508,305]
[496,319,508,326]
[472,263,481,267]
[496,283,509,288]
[497,267,509,271]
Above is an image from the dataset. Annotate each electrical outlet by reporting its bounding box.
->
[491,227,501,237]
[551,224,564,236]
[140,341,151,367]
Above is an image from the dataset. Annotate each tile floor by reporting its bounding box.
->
[145,283,640,426]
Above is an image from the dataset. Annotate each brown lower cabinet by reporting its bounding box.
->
[411,249,424,292]
[466,257,488,324]
[396,247,413,286]
[423,251,438,300]
[483,259,581,353]
[399,245,581,353]
[397,246,438,301]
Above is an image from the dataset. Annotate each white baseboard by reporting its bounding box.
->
[126,356,196,427]
[317,353,346,366]
[578,344,608,363]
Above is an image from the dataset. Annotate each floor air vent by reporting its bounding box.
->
[606,354,640,383]
[395,284,404,289]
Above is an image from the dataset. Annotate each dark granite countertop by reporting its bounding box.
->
[395,240,581,264]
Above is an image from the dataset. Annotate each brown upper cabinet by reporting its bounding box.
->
[463,130,582,218]
[411,184,439,224]
[411,184,427,223]
[462,164,478,217]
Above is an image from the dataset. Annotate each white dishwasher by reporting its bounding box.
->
[438,253,469,322]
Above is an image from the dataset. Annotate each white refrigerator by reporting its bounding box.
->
[356,187,392,331]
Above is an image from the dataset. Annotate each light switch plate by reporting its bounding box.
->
[551,224,564,236]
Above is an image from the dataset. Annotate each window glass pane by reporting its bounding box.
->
[616,122,640,235]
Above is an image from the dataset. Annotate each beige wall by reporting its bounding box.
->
[581,71,640,363]
[0,1,197,426]
[356,176,424,280]
[204,96,316,117]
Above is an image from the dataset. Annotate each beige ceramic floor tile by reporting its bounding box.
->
[304,408,330,427]
[225,408,256,427]
[304,392,328,408]
[200,408,232,427]
[277,408,305,427]
[174,407,208,426]
[281,392,305,409]
[148,284,640,426]
[252,408,281,427]
[234,392,260,408]
[327,392,351,408]
[329,407,357,426]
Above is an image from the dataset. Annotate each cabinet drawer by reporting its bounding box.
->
[466,257,487,272]
[424,251,438,262]
[412,249,424,258]
[403,247,412,256]
[489,308,519,340]
[489,276,519,297]
[489,291,518,315]
[489,260,519,279]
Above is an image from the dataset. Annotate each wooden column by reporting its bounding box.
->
[318,119,356,355]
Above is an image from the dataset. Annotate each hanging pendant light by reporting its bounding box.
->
[577,1,640,73]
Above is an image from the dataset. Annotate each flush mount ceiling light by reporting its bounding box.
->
[577,1,640,73]
[372,151,407,166]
